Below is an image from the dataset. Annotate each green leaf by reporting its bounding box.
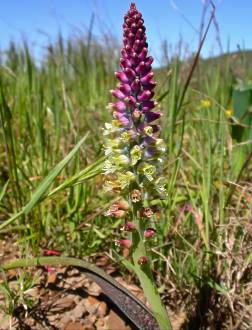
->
[46,154,106,198]
[0,180,9,203]
[0,134,88,231]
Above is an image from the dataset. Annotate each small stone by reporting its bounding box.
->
[107,310,131,330]
[88,314,97,324]
[83,296,100,315]
[63,321,86,330]
[82,319,95,330]
[87,282,102,296]
[71,303,85,319]
[97,301,108,317]
[51,296,76,312]
[48,312,60,323]
[61,314,72,326]
[95,318,107,330]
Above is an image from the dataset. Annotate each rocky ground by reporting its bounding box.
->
[0,240,185,330]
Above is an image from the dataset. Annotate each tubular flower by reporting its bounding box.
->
[103,2,166,248]
[115,239,132,249]
[103,2,166,195]
[144,228,156,238]
[138,256,149,265]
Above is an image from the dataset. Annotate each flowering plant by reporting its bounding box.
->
[103,3,171,329]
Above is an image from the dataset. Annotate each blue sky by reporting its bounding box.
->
[0,1,251,65]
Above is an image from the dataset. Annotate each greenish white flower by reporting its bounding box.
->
[103,121,121,136]
[120,131,131,142]
[155,138,166,153]
[139,163,156,181]
[117,171,135,189]
[143,126,153,136]
[103,160,117,174]
[111,154,130,167]
[155,177,167,195]
[130,145,142,165]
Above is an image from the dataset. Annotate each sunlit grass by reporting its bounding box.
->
[0,33,252,328]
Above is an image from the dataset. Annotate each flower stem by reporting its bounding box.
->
[131,218,172,329]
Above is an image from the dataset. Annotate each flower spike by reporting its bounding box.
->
[102,4,171,329]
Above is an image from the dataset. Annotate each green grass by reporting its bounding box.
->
[0,35,252,328]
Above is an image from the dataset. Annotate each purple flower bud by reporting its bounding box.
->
[115,71,129,83]
[118,83,131,96]
[130,52,140,66]
[131,79,141,92]
[123,29,130,37]
[140,207,155,218]
[135,61,146,75]
[132,108,141,119]
[124,67,136,80]
[119,117,130,126]
[128,32,135,41]
[121,222,136,231]
[133,39,145,52]
[109,101,126,112]
[144,228,156,238]
[137,19,144,28]
[128,129,137,138]
[125,96,137,107]
[125,45,132,55]
[115,239,132,249]
[145,56,154,67]
[110,89,126,100]
[135,28,143,39]
[121,48,129,59]
[126,18,134,26]
[141,100,156,112]
[143,80,156,90]
[144,136,156,145]
[138,256,148,265]
[105,204,126,218]
[145,111,161,123]
[113,112,130,126]
[140,72,154,84]
[138,47,148,60]
[123,37,129,46]
[130,22,138,32]
[138,90,153,102]
[120,58,132,69]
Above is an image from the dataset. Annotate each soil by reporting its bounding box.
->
[0,239,186,330]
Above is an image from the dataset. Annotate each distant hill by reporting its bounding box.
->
[154,50,252,84]
[201,50,252,69]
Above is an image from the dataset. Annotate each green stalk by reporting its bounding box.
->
[131,205,172,330]
[131,229,172,330]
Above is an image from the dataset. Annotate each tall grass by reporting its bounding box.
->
[0,32,252,328]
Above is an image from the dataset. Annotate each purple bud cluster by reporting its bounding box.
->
[110,3,161,129]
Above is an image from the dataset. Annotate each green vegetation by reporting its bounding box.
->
[0,35,252,328]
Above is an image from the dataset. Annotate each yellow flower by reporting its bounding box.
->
[224,108,233,117]
[200,99,211,109]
